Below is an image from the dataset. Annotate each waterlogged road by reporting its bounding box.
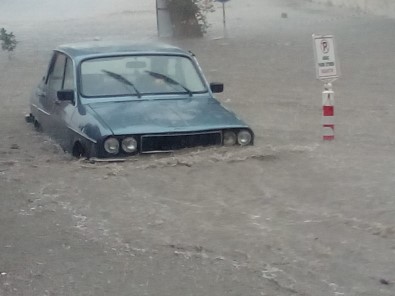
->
[1,0,395,295]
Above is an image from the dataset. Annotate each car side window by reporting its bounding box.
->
[63,58,75,90]
[47,53,66,92]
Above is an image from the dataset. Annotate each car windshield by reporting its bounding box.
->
[80,55,207,97]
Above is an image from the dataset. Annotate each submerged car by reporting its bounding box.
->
[26,41,254,158]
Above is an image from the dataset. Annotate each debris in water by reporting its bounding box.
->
[379,278,390,285]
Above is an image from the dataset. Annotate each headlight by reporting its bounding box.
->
[237,130,252,146]
[223,131,237,146]
[104,137,120,154]
[122,137,138,153]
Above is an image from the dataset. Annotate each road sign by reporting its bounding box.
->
[216,0,230,3]
[313,35,340,81]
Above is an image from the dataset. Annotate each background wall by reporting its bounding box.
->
[310,0,395,17]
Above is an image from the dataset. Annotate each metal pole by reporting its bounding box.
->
[156,0,160,37]
[222,3,228,38]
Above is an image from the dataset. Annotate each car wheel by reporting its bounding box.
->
[34,120,42,132]
[72,142,86,159]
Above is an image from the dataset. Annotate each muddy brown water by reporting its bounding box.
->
[1,0,395,295]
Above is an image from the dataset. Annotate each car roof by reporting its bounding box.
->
[56,41,190,59]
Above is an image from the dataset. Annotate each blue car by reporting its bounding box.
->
[27,41,254,158]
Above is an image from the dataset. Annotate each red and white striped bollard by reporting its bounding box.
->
[322,84,335,141]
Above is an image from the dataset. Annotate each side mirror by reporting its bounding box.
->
[57,89,75,102]
[210,82,224,93]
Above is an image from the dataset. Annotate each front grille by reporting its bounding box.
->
[141,131,222,153]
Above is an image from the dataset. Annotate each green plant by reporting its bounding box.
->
[167,0,215,37]
[0,28,18,53]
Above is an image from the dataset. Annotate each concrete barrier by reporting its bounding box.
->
[310,0,395,17]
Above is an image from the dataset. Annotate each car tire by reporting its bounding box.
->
[72,142,86,159]
[34,120,42,132]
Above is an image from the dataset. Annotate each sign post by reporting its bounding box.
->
[156,0,173,38]
[313,34,340,141]
[216,0,230,38]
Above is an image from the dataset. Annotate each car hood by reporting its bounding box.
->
[86,97,248,135]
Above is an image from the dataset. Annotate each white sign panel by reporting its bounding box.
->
[313,35,339,80]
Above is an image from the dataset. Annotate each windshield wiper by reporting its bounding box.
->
[102,70,141,98]
[145,70,193,97]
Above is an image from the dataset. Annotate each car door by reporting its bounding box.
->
[41,52,67,136]
[43,52,78,149]
[34,54,58,131]
[49,55,78,150]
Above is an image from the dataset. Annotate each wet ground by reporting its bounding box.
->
[1,0,395,295]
